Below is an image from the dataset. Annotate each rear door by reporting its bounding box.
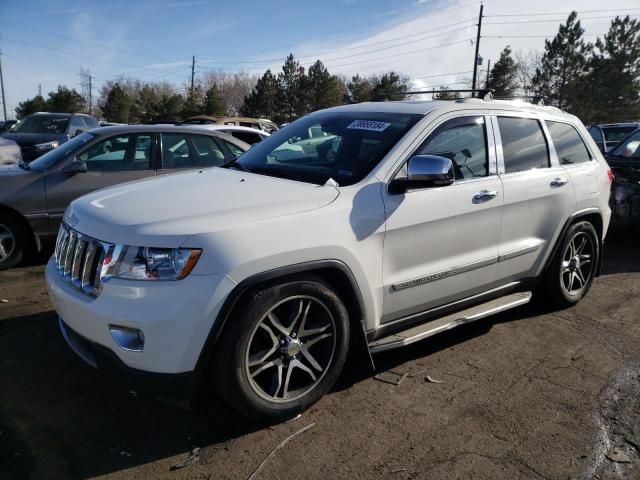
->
[492,114,576,283]
[45,132,157,231]
[158,132,228,174]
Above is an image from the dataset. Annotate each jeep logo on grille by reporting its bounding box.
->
[67,214,79,227]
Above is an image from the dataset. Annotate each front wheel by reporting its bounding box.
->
[542,221,599,308]
[212,276,350,421]
[0,215,26,271]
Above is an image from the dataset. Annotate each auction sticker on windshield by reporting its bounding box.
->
[347,120,390,132]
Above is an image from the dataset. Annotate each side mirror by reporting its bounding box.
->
[390,155,454,194]
[63,159,88,176]
[74,129,84,137]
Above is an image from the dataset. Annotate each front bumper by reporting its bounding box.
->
[46,257,237,374]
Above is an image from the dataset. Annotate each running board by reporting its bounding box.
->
[368,291,532,354]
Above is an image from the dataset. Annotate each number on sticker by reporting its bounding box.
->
[347,120,390,132]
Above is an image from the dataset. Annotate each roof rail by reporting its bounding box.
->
[493,96,547,106]
[375,89,495,101]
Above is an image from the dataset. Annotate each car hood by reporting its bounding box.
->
[66,167,340,247]
[2,132,67,147]
[0,163,34,176]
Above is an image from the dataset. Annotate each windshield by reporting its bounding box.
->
[610,130,640,161]
[11,115,69,134]
[226,111,421,186]
[28,132,95,171]
[603,126,637,144]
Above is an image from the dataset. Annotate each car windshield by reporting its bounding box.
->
[224,111,421,186]
[603,126,638,144]
[27,132,95,171]
[610,130,640,160]
[11,115,70,134]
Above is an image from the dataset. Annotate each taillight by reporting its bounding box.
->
[607,169,615,183]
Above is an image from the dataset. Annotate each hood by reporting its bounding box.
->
[0,163,34,177]
[66,167,340,247]
[2,132,67,147]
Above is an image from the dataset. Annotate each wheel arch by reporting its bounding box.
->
[194,259,374,373]
[0,204,41,252]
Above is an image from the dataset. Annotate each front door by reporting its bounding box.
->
[381,115,503,323]
[45,132,157,233]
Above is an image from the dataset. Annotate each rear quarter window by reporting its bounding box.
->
[546,121,592,165]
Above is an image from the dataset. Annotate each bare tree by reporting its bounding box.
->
[201,71,258,115]
[514,49,543,97]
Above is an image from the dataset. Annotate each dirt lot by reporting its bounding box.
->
[1,234,639,480]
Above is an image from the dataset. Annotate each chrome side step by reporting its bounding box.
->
[368,291,532,354]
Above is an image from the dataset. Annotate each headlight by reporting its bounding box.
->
[35,140,60,151]
[113,246,201,280]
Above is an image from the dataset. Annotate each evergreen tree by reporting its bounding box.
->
[304,60,342,112]
[101,83,132,123]
[45,85,86,113]
[346,74,373,103]
[486,46,519,97]
[156,93,184,122]
[532,12,592,109]
[582,16,640,123]
[370,72,409,100]
[203,83,227,116]
[15,95,47,119]
[132,85,160,123]
[182,84,205,118]
[433,86,461,100]
[277,54,305,121]
[241,69,279,121]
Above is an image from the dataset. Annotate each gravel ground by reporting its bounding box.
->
[0,233,638,480]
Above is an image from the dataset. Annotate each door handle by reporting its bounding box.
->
[551,177,569,187]
[473,190,499,202]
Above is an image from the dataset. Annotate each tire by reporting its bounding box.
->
[0,214,26,271]
[541,221,599,308]
[212,275,350,421]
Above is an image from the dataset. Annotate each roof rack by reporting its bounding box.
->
[375,89,495,101]
[493,96,546,106]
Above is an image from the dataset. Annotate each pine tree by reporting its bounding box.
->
[433,86,461,100]
[304,60,342,112]
[583,16,640,123]
[203,83,227,116]
[370,72,409,100]
[101,83,131,123]
[15,95,47,119]
[45,85,86,113]
[277,54,305,121]
[532,12,591,109]
[241,69,280,121]
[346,74,373,103]
[182,84,205,118]
[486,46,519,97]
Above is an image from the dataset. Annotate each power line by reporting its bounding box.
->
[412,70,474,80]
[484,7,640,17]
[484,14,639,25]
[483,33,608,38]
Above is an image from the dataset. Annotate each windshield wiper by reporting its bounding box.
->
[220,159,249,172]
[17,162,30,170]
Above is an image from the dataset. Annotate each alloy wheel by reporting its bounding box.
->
[0,224,15,262]
[245,295,337,403]
[560,231,595,296]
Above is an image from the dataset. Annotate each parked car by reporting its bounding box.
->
[605,127,640,228]
[180,123,269,145]
[0,125,249,270]
[588,122,640,153]
[2,112,99,162]
[0,137,22,165]
[0,120,18,134]
[46,98,612,420]
[180,115,279,134]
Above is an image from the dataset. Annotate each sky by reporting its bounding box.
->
[0,0,639,119]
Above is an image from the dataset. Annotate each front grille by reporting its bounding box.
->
[54,224,112,297]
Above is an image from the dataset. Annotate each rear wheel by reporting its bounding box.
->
[212,276,350,421]
[542,221,599,308]
[0,215,26,271]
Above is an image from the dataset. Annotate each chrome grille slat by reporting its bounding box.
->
[53,223,112,298]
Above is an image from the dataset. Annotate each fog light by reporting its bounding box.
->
[109,325,145,352]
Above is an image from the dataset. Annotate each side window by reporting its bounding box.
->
[223,140,246,159]
[497,117,549,173]
[589,127,603,144]
[415,116,488,180]
[231,131,261,145]
[83,117,98,130]
[546,121,592,165]
[78,134,152,172]
[613,131,640,160]
[161,133,225,169]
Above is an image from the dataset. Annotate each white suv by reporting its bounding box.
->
[46,98,612,420]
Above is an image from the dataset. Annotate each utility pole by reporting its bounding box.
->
[38,83,42,97]
[80,68,93,114]
[0,50,7,121]
[485,59,491,88]
[190,56,195,97]
[471,2,484,96]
